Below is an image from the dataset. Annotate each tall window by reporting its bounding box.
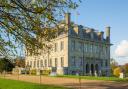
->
[105,60,108,67]
[54,43,58,52]
[85,43,88,52]
[34,61,36,67]
[71,40,75,51]
[90,44,93,53]
[37,60,39,67]
[49,59,52,67]
[61,57,64,67]
[71,56,76,66]
[79,42,83,51]
[55,58,58,67]
[40,60,43,67]
[30,61,32,67]
[60,41,64,51]
[80,57,83,66]
[45,60,47,67]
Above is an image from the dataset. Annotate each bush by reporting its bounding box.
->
[30,69,36,75]
[41,70,51,75]
[113,67,121,77]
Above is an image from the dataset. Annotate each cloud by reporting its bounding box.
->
[115,40,128,57]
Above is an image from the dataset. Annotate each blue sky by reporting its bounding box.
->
[70,0,128,64]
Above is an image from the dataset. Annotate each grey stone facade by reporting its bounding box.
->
[25,13,111,76]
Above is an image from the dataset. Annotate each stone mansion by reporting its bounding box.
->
[25,13,111,76]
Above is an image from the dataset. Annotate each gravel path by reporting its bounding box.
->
[0,74,128,89]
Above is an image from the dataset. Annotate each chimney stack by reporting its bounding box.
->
[106,26,110,42]
[74,25,79,34]
[100,31,104,41]
[65,13,71,30]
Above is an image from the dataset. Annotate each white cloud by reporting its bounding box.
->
[115,40,128,57]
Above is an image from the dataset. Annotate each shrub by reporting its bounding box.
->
[30,69,36,75]
[41,70,51,75]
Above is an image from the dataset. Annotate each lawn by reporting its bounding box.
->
[56,75,128,82]
[0,78,70,89]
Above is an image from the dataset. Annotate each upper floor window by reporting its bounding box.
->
[90,44,93,53]
[49,59,52,67]
[45,59,47,67]
[87,43,90,53]
[79,42,83,51]
[54,43,58,52]
[60,41,64,51]
[37,60,39,67]
[71,40,75,51]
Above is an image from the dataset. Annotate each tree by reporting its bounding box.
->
[0,57,14,73]
[123,63,128,76]
[113,67,121,77]
[14,58,25,68]
[0,0,81,56]
[110,58,118,73]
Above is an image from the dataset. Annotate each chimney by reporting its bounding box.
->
[74,25,79,34]
[65,13,71,30]
[100,31,104,41]
[106,26,110,42]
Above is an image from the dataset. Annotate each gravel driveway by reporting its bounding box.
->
[0,74,128,89]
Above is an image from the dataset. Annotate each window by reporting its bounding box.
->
[55,58,58,67]
[84,43,88,52]
[94,45,97,53]
[49,59,52,67]
[106,60,108,67]
[60,41,64,51]
[71,56,76,66]
[37,60,39,67]
[34,61,36,67]
[55,43,58,52]
[97,45,99,53]
[101,61,103,67]
[45,60,47,67]
[90,44,93,53]
[80,57,83,66]
[79,42,83,51]
[30,61,32,67]
[87,43,90,52]
[40,60,43,67]
[71,40,75,51]
[105,46,108,57]
[61,57,64,67]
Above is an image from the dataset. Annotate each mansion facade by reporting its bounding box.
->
[25,13,111,76]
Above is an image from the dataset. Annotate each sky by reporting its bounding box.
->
[70,0,128,65]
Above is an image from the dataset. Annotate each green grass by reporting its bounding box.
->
[0,78,70,89]
[56,75,128,82]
